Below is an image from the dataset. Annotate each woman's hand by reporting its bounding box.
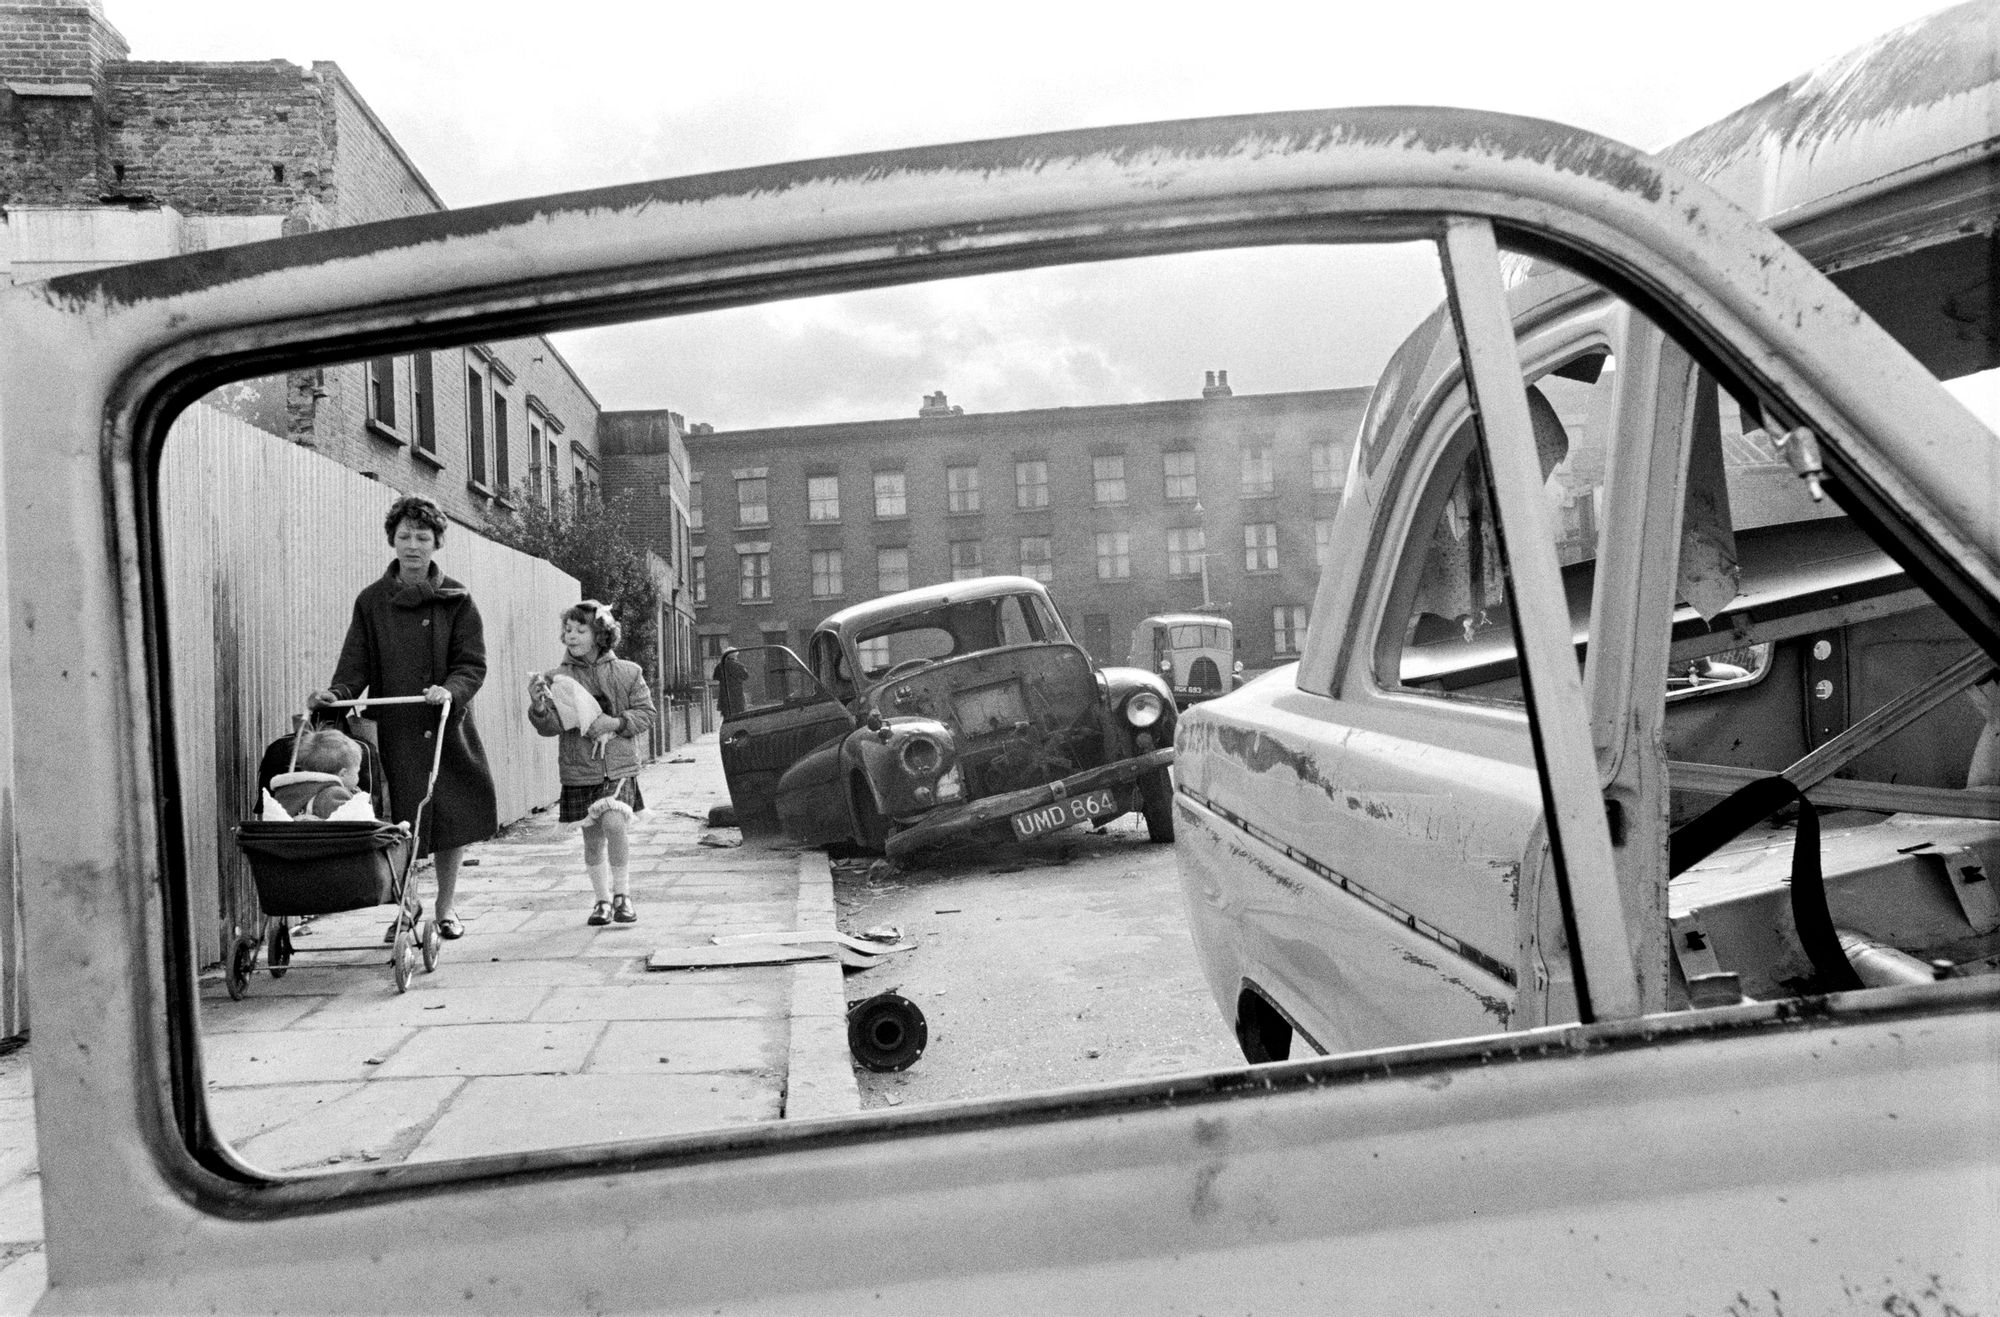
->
[423,685,452,705]
[527,673,552,709]
[306,689,337,710]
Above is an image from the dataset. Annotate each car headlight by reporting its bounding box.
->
[900,735,942,776]
[1123,690,1164,728]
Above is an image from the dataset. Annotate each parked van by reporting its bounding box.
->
[1127,612,1240,708]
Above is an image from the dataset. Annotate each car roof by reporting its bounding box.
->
[818,575,1052,638]
[1140,613,1233,629]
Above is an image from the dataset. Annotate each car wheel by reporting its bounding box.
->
[1138,766,1175,843]
[850,776,891,855]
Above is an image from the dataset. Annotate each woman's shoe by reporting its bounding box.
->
[436,913,465,940]
[587,900,612,927]
[611,894,637,924]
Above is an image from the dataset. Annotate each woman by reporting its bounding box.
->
[309,494,498,940]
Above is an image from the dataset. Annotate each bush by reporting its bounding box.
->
[487,486,661,677]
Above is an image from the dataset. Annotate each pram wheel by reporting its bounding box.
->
[419,918,440,972]
[266,920,292,979]
[226,935,259,1001]
[391,926,415,993]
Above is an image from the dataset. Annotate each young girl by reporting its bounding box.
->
[528,601,657,924]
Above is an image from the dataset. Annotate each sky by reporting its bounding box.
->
[108,2,1978,431]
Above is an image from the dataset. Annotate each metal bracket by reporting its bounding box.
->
[1771,426,1826,502]
[1932,845,2000,934]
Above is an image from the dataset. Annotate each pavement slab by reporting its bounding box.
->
[407,1073,781,1161]
[587,1019,784,1075]
[370,1020,605,1079]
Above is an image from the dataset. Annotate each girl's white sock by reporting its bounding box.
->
[586,861,611,903]
[611,864,630,897]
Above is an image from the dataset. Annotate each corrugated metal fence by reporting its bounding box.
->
[161,403,578,967]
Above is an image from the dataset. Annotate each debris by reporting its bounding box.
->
[707,804,738,828]
[711,929,915,959]
[1086,1049,1101,1059]
[698,833,741,849]
[935,908,962,914]
[859,925,904,944]
[461,858,480,867]
[363,1057,384,1066]
[883,1093,903,1106]
[847,992,928,1072]
[668,755,695,763]
[673,810,709,821]
[648,944,832,970]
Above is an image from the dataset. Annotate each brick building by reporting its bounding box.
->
[675,376,1369,676]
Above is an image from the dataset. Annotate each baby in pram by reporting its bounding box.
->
[261,728,378,822]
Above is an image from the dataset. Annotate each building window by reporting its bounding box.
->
[875,470,907,519]
[493,394,511,492]
[689,473,703,530]
[1315,519,1336,569]
[413,354,436,454]
[465,365,488,485]
[1311,441,1340,491]
[736,473,769,526]
[811,550,844,598]
[1167,527,1206,576]
[950,539,983,580]
[1163,450,1197,502]
[1244,522,1278,571]
[1092,455,1127,505]
[1015,459,1049,509]
[1096,531,1130,580]
[859,636,891,672]
[1018,535,1052,583]
[738,549,771,602]
[1082,613,1112,662]
[877,546,910,594]
[807,474,840,521]
[699,633,729,666]
[366,357,398,431]
[947,464,981,513]
[1241,446,1275,497]
[692,548,706,604]
[529,423,546,504]
[1273,605,1309,654]
[546,438,561,501]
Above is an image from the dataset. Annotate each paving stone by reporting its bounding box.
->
[531,979,785,1024]
[0,1246,45,1313]
[230,1078,463,1174]
[424,957,620,989]
[289,983,550,1029]
[370,1021,603,1078]
[407,1073,780,1162]
[204,1027,414,1087]
[0,1177,42,1245]
[586,1019,782,1075]
[197,993,328,1034]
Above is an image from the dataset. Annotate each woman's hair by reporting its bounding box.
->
[561,599,621,654]
[383,494,448,545]
[295,727,362,778]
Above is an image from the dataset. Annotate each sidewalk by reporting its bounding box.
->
[0,732,857,1310]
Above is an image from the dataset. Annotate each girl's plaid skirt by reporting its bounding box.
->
[558,774,644,823]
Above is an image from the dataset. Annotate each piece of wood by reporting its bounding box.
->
[647,945,831,970]
[710,930,914,955]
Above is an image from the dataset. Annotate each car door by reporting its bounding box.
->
[716,644,852,830]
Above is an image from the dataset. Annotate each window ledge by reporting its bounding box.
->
[737,520,771,530]
[366,419,408,446]
[740,598,775,606]
[467,480,495,501]
[494,493,519,511]
[808,517,843,526]
[411,447,445,471]
[1244,568,1280,576]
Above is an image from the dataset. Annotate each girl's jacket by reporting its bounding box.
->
[528,650,656,785]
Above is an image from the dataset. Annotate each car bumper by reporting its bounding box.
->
[884,746,1176,859]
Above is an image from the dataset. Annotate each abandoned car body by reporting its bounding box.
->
[719,576,1178,858]
[3,21,1997,1313]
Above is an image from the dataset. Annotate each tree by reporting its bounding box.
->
[486,486,661,678]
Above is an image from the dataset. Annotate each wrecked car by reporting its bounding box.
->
[718,576,1178,858]
[1128,613,1241,709]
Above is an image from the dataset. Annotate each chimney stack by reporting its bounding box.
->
[1202,369,1233,399]
[918,390,963,418]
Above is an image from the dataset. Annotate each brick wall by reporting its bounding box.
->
[0,1,127,204]
[324,67,440,225]
[105,60,333,226]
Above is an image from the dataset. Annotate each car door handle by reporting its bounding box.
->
[722,732,748,747]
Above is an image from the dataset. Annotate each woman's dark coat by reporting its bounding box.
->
[327,562,499,853]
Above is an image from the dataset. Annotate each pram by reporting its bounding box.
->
[227,695,451,997]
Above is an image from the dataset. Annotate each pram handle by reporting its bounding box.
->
[293,697,454,846]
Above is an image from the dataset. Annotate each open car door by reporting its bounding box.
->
[715,645,852,831]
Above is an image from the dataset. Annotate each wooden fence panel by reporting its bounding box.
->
[160,404,577,967]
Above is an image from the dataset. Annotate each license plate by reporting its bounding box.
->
[1010,788,1118,841]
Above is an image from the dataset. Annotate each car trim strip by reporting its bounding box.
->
[1179,785,1518,987]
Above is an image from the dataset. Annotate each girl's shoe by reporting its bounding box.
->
[611,894,638,924]
[587,900,612,926]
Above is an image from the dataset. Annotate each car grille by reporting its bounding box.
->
[880,645,1106,798]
